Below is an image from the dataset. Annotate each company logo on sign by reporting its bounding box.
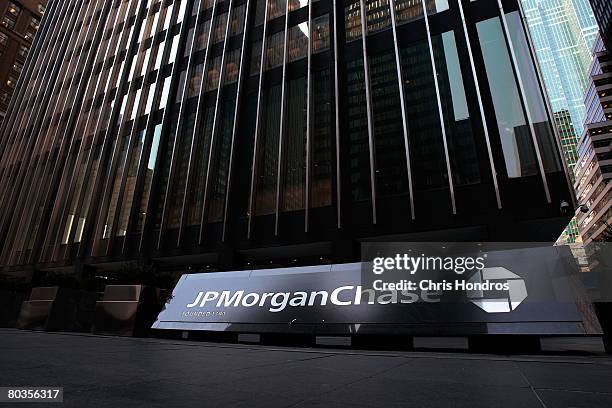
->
[182,267,528,315]
[466,267,527,313]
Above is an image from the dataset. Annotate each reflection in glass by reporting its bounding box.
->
[136,124,162,233]
[268,0,286,20]
[154,116,178,230]
[224,48,241,84]
[477,17,537,178]
[250,40,263,75]
[102,136,129,239]
[266,31,284,69]
[213,12,229,44]
[187,107,215,225]
[289,24,309,62]
[346,57,372,201]
[312,15,330,53]
[116,130,145,236]
[289,0,308,12]
[311,69,332,207]
[425,0,448,14]
[255,0,266,26]
[395,0,423,24]
[366,0,391,34]
[237,92,258,217]
[207,98,236,222]
[159,76,171,109]
[188,63,204,98]
[371,50,409,197]
[167,112,196,228]
[282,77,307,212]
[205,55,223,91]
[345,1,362,42]
[432,31,480,185]
[255,84,282,215]
[230,4,246,36]
[145,83,156,115]
[196,19,212,51]
[505,12,561,173]
[400,40,448,190]
[76,147,101,242]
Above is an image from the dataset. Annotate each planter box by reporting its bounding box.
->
[92,285,161,337]
[17,287,96,332]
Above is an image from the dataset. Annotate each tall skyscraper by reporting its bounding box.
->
[521,0,599,244]
[575,35,611,244]
[0,0,47,125]
[521,0,598,140]
[0,0,574,279]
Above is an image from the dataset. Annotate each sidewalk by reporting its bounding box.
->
[1,329,612,407]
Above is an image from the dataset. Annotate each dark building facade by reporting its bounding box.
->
[0,0,47,125]
[590,0,612,51]
[0,0,575,283]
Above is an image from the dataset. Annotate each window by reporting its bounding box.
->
[371,51,410,197]
[212,12,229,44]
[223,48,241,84]
[345,1,362,42]
[0,32,8,47]
[265,31,284,69]
[281,77,307,211]
[477,17,537,178]
[432,31,480,186]
[25,16,40,40]
[255,84,282,215]
[17,44,28,58]
[6,73,18,88]
[288,24,308,62]
[366,0,391,34]
[2,2,20,30]
[312,15,329,53]
[395,0,423,24]
[229,4,246,36]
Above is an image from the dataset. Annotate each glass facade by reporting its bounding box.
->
[0,0,573,271]
[521,0,598,151]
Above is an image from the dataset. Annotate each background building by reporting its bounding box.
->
[575,35,612,244]
[589,0,612,51]
[0,0,47,125]
[521,0,598,244]
[0,0,574,286]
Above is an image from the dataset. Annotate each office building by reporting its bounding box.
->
[575,34,612,244]
[0,0,47,125]
[0,0,575,281]
[589,0,612,51]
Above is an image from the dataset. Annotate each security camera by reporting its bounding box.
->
[560,200,570,214]
[578,204,589,213]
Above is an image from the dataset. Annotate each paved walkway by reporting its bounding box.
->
[1,329,612,407]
